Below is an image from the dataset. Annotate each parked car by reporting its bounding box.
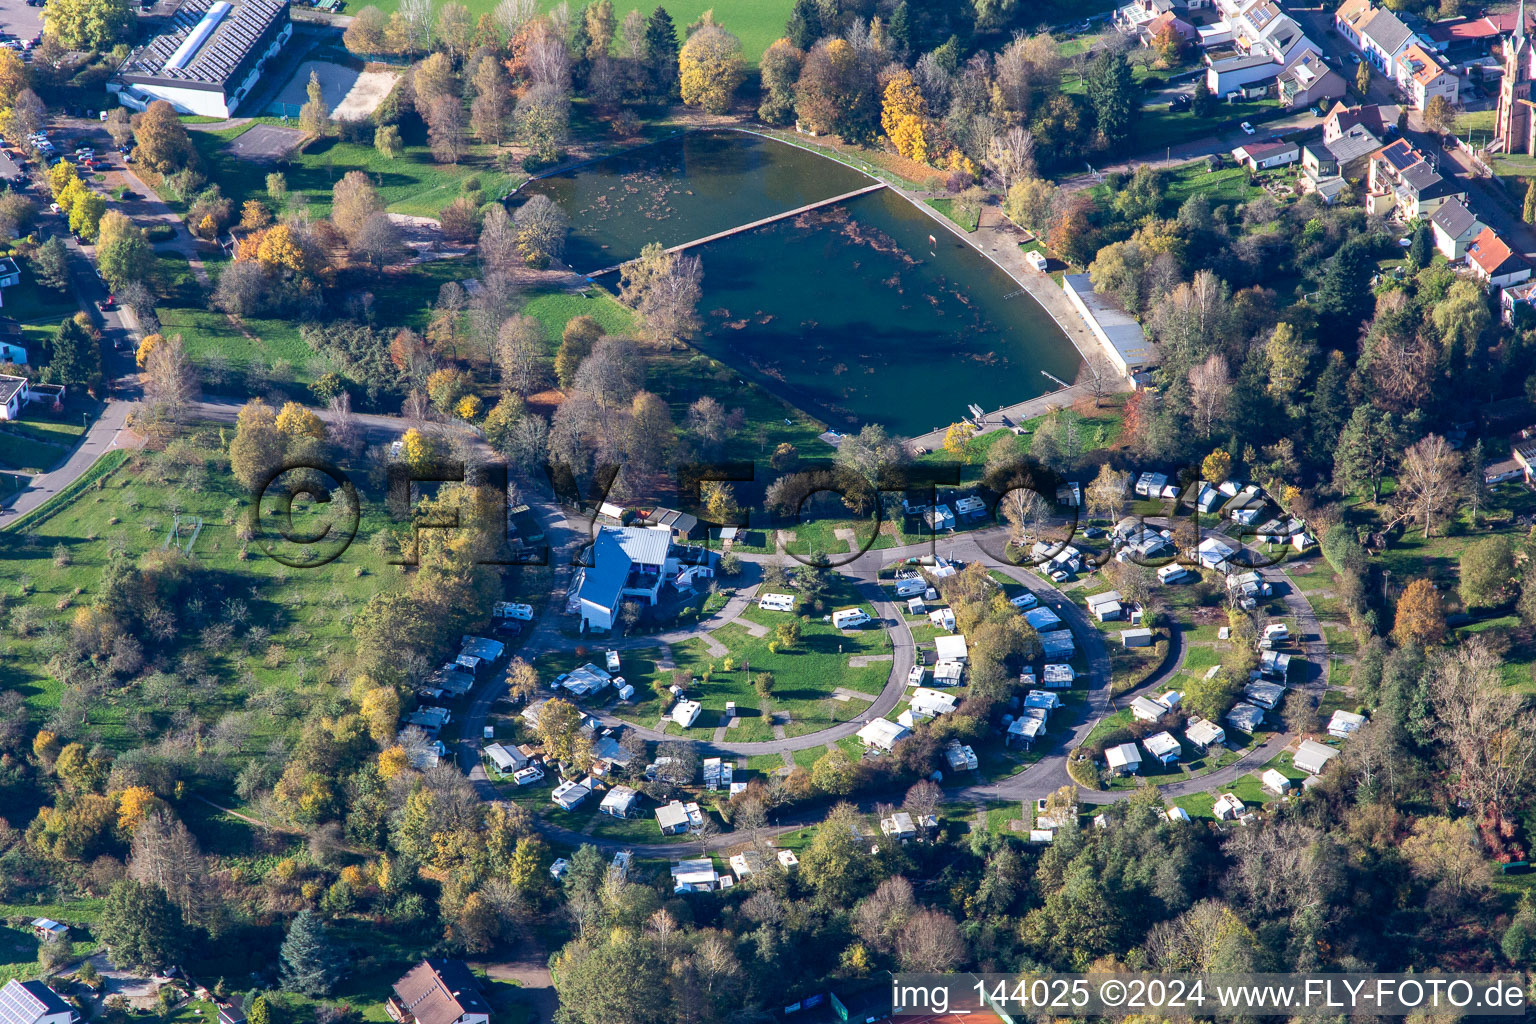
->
[1240,121,1255,135]
[97,295,116,311]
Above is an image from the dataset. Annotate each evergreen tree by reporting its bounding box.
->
[785,0,822,50]
[47,313,101,388]
[1190,80,1214,118]
[1316,236,1374,337]
[1524,178,1536,225]
[569,5,593,86]
[246,996,270,1024]
[1085,51,1137,153]
[887,1,910,54]
[98,880,183,973]
[1306,351,1350,468]
[1407,222,1432,270]
[642,6,679,98]
[278,910,344,996]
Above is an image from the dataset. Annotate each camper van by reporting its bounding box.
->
[1157,564,1193,584]
[832,608,872,629]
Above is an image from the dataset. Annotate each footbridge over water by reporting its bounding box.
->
[584,182,888,277]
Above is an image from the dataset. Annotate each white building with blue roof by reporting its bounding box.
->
[572,526,710,631]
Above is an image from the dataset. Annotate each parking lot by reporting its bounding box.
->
[0,0,44,46]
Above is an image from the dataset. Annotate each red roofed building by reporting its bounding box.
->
[1467,227,1532,288]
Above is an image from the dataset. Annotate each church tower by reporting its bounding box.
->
[1497,0,1536,155]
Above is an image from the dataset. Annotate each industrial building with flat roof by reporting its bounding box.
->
[114,0,293,117]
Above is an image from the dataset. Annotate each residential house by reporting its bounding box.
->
[1279,50,1345,109]
[1186,717,1227,751]
[1143,730,1182,766]
[1131,695,1171,722]
[1395,42,1458,110]
[387,961,490,1024]
[28,920,68,943]
[655,800,692,835]
[670,858,728,893]
[1468,227,1533,289]
[856,718,910,751]
[403,706,450,734]
[482,742,527,776]
[1143,10,1198,47]
[216,1005,246,1024]
[1503,278,1536,323]
[1226,701,1266,732]
[599,785,641,818]
[0,258,20,309]
[1430,198,1486,260]
[1294,739,1341,775]
[1105,741,1143,775]
[880,811,918,841]
[0,981,77,1024]
[1214,792,1247,821]
[1358,5,1414,74]
[1244,680,1287,710]
[0,376,25,420]
[1332,0,1375,49]
[1085,591,1124,622]
[932,659,964,685]
[560,662,612,698]
[1367,139,1466,220]
[1043,663,1076,687]
[1232,140,1301,172]
[1008,713,1046,747]
[0,340,26,366]
[1325,709,1367,740]
[1323,102,1388,146]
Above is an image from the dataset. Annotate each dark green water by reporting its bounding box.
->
[688,188,1084,437]
[514,130,873,271]
[516,131,1084,437]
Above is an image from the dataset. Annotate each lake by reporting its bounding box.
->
[514,131,1085,438]
[515,130,873,272]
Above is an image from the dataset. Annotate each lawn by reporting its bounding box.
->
[158,305,317,386]
[1133,98,1280,152]
[0,433,552,759]
[613,580,891,739]
[926,197,980,232]
[354,0,793,65]
[161,120,518,220]
[0,430,69,472]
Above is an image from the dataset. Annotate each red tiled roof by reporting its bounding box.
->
[1468,226,1517,276]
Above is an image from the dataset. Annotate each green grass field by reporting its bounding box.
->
[356,0,795,65]
[926,197,980,233]
[610,578,891,740]
[0,439,402,748]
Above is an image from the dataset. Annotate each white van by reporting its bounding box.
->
[832,608,871,629]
